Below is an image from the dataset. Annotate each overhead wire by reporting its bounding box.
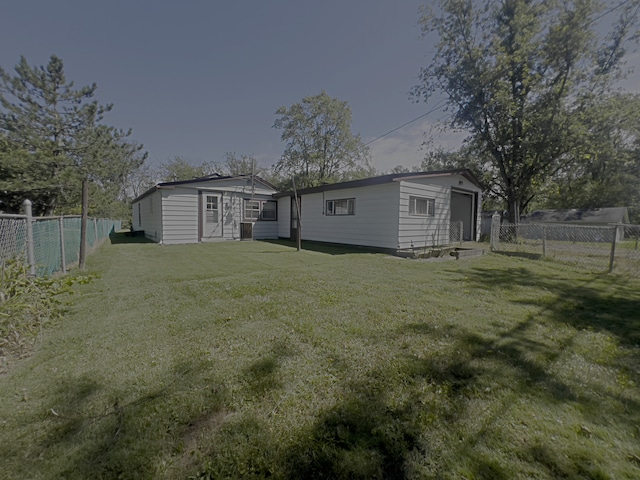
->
[366,0,636,147]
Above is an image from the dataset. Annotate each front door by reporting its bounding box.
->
[202,194,223,240]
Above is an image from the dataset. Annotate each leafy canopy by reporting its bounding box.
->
[273,91,371,188]
[414,0,640,222]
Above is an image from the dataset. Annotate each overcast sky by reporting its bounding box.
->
[1,1,638,174]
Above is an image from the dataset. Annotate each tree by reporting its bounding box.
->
[156,156,217,182]
[0,55,145,216]
[273,91,371,188]
[413,0,640,223]
[537,93,640,221]
[220,152,262,176]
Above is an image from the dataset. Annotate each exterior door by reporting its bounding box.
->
[451,190,474,241]
[202,194,223,239]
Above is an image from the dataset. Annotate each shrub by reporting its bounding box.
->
[0,259,91,371]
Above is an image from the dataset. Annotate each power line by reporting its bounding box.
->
[585,0,635,26]
[365,99,447,146]
[366,0,634,148]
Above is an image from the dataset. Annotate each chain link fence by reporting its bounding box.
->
[0,214,122,277]
[489,215,640,275]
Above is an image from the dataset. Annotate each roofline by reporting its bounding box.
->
[272,169,482,198]
[131,174,277,203]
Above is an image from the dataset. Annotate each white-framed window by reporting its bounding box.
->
[409,196,435,216]
[206,195,219,223]
[244,199,277,221]
[326,198,355,216]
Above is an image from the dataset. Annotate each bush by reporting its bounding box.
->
[0,259,91,371]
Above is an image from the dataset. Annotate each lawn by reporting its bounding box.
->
[1,237,639,479]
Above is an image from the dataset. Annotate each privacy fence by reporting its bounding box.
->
[0,203,121,277]
[489,214,640,275]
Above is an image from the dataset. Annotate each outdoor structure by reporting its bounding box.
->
[131,174,279,244]
[274,169,482,251]
[520,207,630,242]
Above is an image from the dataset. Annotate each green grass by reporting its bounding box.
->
[0,237,639,479]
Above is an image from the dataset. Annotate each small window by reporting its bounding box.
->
[244,200,260,220]
[243,199,278,221]
[261,201,277,221]
[326,198,355,216]
[206,196,219,223]
[409,196,435,216]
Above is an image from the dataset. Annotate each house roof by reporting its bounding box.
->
[273,169,482,198]
[131,174,277,203]
[521,207,630,224]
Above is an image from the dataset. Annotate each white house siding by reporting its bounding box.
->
[239,193,279,239]
[132,192,163,242]
[398,180,451,249]
[297,183,400,249]
[277,197,291,238]
[161,187,199,244]
[410,175,482,241]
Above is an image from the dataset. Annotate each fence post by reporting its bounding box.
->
[542,225,547,257]
[59,216,67,274]
[490,213,501,251]
[22,199,36,276]
[608,226,617,273]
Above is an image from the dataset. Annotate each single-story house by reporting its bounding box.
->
[520,207,630,242]
[274,169,482,250]
[132,169,483,249]
[131,174,279,244]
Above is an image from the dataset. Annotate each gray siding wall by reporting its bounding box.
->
[398,180,451,249]
[161,187,199,244]
[298,183,400,249]
[277,197,291,238]
[132,191,163,243]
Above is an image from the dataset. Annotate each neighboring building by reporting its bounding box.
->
[274,169,482,251]
[520,207,630,242]
[131,174,279,244]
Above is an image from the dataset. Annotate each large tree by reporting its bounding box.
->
[537,92,640,221]
[0,55,145,216]
[413,0,640,222]
[273,91,371,188]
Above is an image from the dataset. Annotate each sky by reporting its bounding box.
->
[1,1,638,174]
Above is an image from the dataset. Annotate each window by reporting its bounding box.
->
[206,195,219,223]
[326,198,355,216]
[243,199,277,221]
[261,201,277,220]
[409,196,435,216]
[244,200,260,220]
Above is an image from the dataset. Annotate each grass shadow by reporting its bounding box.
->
[33,360,229,479]
[259,239,385,255]
[109,230,154,244]
[493,250,542,260]
[282,378,421,479]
